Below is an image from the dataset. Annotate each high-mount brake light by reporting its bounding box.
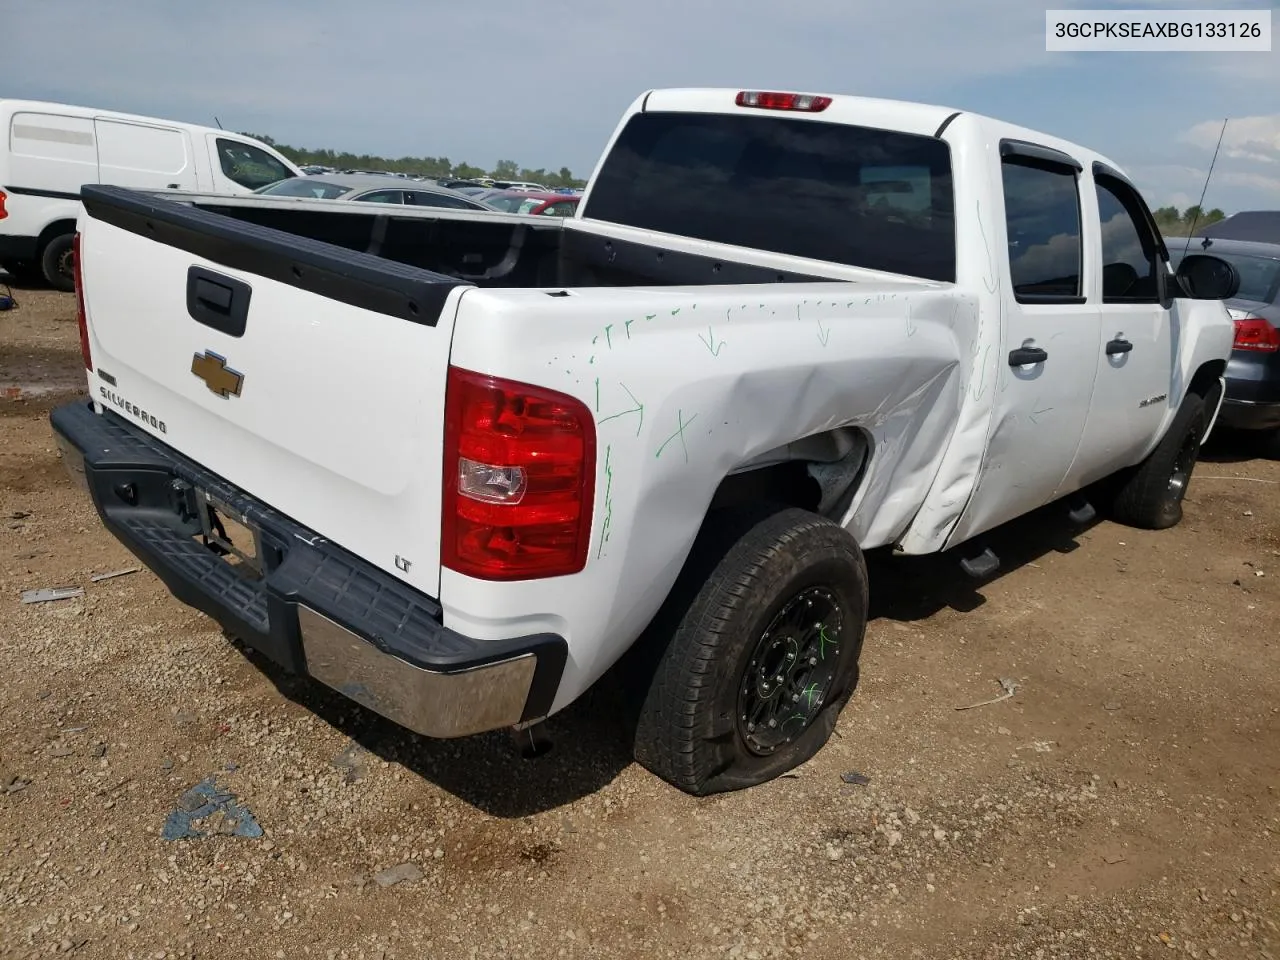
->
[441,366,595,581]
[735,91,832,112]
[1232,316,1280,352]
[73,233,92,370]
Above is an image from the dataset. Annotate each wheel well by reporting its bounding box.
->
[1188,360,1226,403]
[36,220,77,257]
[708,461,823,514]
[706,428,873,519]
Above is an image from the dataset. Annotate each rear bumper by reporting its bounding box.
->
[48,400,566,738]
[1217,397,1280,432]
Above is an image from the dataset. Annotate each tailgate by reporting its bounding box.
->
[75,185,470,596]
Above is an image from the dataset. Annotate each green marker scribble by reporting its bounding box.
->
[589,355,595,365]
[802,682,820,710]
[624,318,635,339]
[604,324,613,348]
[592,335,599,345]
[698,327,723,357]
[594,377,600,413]
[780,713,807,732]
[596,445,613,560]
[818,624,836,659]
[655,409,697,462]
[670,307,680,316]
[645,313,656,321]
[598,383,645,436]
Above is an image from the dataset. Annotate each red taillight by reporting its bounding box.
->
[1233,316,1280,352]
[72,233,92,370]
[735,90,832,112]
[441,366,595,580]
[0,190,8,220]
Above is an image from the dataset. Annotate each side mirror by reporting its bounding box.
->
[1175,254,1241,300]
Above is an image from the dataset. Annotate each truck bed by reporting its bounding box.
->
[83,184,839,328]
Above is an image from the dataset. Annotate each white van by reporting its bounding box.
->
[0,100,302,290]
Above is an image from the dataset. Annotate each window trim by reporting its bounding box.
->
[1092,162,1169,262]
[1000,154,1087,306]
[1093,172,1168,306]
[1000,138,1083,173]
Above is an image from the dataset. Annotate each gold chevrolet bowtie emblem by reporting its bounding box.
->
[191,350,244,398]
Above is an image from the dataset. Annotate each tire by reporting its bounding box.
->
[40,233,75,293]
[632,505,869,796]
[1109,392,1207,530]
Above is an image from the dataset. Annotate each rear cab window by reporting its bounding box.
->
[584,112,956,282]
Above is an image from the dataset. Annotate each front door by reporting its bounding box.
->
[947,145,1100,546]
[1064,168,1174,490]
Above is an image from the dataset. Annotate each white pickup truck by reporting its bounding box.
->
[51,88,1242,795]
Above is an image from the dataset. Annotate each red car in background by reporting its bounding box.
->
[472,190,581,217]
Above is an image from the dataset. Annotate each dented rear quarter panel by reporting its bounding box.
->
[443,281,980,712]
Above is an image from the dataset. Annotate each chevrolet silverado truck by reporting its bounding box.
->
[50,88,1242,796]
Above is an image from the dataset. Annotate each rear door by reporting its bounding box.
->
[78,188,465,595]
[94,119,198,191]
[948,143,1101,542]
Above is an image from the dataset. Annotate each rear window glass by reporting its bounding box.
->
[584,111,956,282]
[257,178,352,200]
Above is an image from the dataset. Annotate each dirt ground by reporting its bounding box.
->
[1,286,1278,960]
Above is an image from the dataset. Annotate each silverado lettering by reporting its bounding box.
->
[99,385,166,433]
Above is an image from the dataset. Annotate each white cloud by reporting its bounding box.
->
[1180,115,1280,165]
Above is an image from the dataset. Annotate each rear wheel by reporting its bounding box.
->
[40,234,75,293]
[1109,392,1207,530]
[632,505,868,796]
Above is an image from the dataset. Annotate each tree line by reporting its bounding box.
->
[242,133,588,187]
[1152,205,1226,238]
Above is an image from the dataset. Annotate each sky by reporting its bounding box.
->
[2,0,1276,213]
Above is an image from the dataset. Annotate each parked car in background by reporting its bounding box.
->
[490,180,547,192]
[472,189,580,216]
[1171,236,1280,456]
[1198,211,1280,244]
[0,98,301,290]
[254,172,495,210]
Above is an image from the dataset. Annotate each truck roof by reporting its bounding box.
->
[636,88,1128,184]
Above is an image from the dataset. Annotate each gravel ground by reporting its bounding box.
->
[2,287,1278,960]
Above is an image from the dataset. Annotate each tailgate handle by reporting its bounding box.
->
[187,266,251,338]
